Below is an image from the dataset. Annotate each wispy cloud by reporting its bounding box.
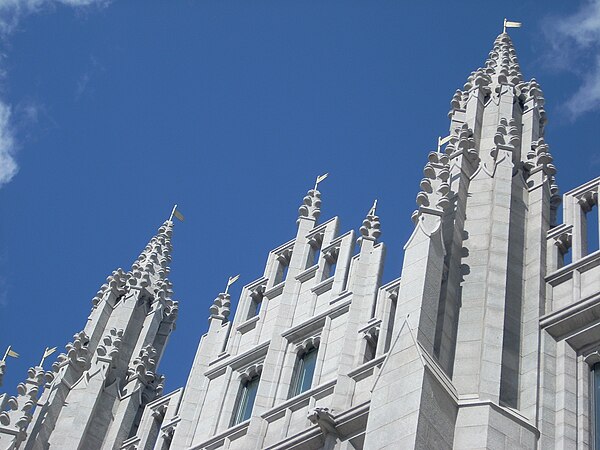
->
[544,0,600,119]
[0,0,110,35]
[0,0,110,188]
[76,55,104,100]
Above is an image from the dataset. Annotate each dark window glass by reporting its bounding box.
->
[594,364,600,449]
[364,337,377,363]
[247,298,262,320]
[290,347,318,398]
[231,376,260,426]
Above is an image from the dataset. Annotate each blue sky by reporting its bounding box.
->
[0,0,599,392]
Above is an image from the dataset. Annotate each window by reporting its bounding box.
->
[231,375,260,426]
[364,335,378,363]
[289,347,318,398]
[324,247,339,279]
[275,249,292,284]
[247,287,264,320]
[594,363,600,449]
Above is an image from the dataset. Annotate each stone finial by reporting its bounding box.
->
[209,293,231,322]
[92,268,127,307]
[0,360,5,388]
[298,189,322,223]
[449,32,524,119]
[413,151,451,222]
[53,331,90,373]
[127,345,158,385]
[484,33,523,87]
[518,78,547,128]
[359,200,382,243]
[128,221,174,289]
[0,366,52,447]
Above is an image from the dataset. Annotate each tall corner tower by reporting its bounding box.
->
[0,220,179,450]
[364,31,558,449]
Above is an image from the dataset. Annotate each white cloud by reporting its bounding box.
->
[545,0,600,118]
[0,0,110,188]
[0,0,109,35]
[0,102,17,187]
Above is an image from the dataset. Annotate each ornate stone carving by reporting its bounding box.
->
[127,345,158,385]
[578,190,598,214]
[128,221,174,289]
[239,363,263,382]
[296,336,320,355]
[518,78,547,127]
[413,151,451,222]
[209,293,231,322]
[493,118,521,150]
[449,33,523,118]
[298,189,322,222]
[554,232,572,255]
[96,328,123,359]
[276,248,293,266]
[307,407,337,436]
[92,268,128,307]
[485,33,523,87]
[0,366,51,446]
[444,124,477,161]
[363,325,380,346]
[53,330,90,372]
[359,201,381,243]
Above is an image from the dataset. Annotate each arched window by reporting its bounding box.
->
[593,363,600,449]
[231,375,260,426]
[289,347,318,398]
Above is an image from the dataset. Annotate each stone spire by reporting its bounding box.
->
[483,33,523,87]
[128,220,173,289]
[413,151,450,222]
[359,200,381,243]
[298,188,322,223]
[17,218,179,450]
[209,293,231,323]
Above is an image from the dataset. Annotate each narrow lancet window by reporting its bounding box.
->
[231,375,260,426]
[289,347,318,398]
[594,363,600,449]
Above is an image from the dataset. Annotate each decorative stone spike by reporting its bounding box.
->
[53,330,90,373]
[413,151,451,222]
[209,293,231,322]
[92,268,128,307]
[127,345,158,385]
[0,366,51,448]
[525,138,557,178]
[128,221,174,290]
[298,189,322,222]
[485,33,523,87]
[449,32,524,123]
[359,201,382,243]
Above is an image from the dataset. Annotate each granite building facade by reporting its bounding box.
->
[1,31,599,449]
